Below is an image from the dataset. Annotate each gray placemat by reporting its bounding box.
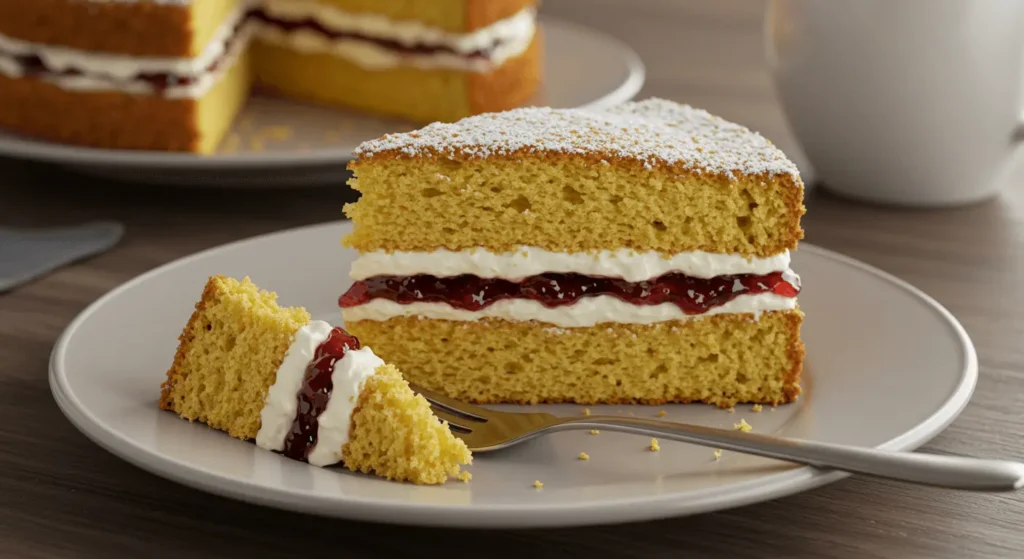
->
[0,221,124,292]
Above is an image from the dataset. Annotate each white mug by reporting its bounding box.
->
[764,0,1024,207]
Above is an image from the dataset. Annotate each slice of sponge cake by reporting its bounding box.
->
[340,98,806,408]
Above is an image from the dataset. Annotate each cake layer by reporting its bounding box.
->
[349,247,793,282]
[0,0,240,57]
[344,311,805,407]
[252,29,540,123]
[343,100,805,257]
[253,1,536,72]
[344,157,802,257]
[315,0,537,33]
[0,45,252,152]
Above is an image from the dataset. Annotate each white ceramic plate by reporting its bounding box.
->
[0,18,644,187]
[50,221,977,529]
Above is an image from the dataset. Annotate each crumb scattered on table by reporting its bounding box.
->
[657,410,667,417]
[533,480,544,489]
[589,429,600,435]
[727,407,736,414]
[582,408,591,416]
[734,418,753,433]
[752,404,763,413]
[578,452,590,461]
[649,438,660,452]
[713,449,722,461]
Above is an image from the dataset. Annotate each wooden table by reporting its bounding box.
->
[3,1,1023,557]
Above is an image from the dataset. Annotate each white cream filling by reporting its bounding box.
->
[341,292,798,328]
[255,320,334,453]
[350,247,793,282]
[255,320,385,467]
[253,3,537,71]
[305,346,384,467]
[0,5,253,99]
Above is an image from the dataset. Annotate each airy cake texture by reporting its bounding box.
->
[159,275,471,484]
[340,98,806,408]
[0,0,541,152]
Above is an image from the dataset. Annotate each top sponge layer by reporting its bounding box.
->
[344,98,804,257]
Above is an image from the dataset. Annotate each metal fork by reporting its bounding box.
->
[412,384,1024,492]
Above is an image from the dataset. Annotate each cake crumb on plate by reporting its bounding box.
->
[734,418,753,432]
[533,480,544,489]
[589,429,600,435]
[579,452,590,461]
[649,438,660,451]
[713,449,722,460]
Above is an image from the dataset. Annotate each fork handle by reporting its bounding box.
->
[559,416,1024,492]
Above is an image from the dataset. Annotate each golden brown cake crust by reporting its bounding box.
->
[466,0,538,30]
[0,74,200,151]
[159,276,218,410]
[468,29,542,115]
[0,0,193,57]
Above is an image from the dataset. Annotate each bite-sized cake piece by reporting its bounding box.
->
[0,0,252,153]
[250,0,541,123]
[159,275,471,485]
[340,97,806,408]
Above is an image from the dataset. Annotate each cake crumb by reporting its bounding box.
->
[734,419,753,433]
[752,404,763,413]
[589,429,600,435]
[578,452,590,461]
[727,407,736,414]
[220,133,241,154]
[533,480,544,489]
[649,438,661,452]
[713,449,722,461]
[458,471,472,482]
[258,125,293,141]
[582,408,591,416]
[657,410,667,417]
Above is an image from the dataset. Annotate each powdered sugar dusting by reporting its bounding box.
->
[353,98,801,181]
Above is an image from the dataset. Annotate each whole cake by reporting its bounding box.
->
[339,97,806,408]
[159,275,472,485]
[0,0,540,153]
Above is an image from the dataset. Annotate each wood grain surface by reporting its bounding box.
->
[2,1,1023,557]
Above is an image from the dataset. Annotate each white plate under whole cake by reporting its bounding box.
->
[49,220,978,529]
[0,18,644,187]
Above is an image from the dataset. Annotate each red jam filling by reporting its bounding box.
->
[281,327,361,462]
[339,271,799,315]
